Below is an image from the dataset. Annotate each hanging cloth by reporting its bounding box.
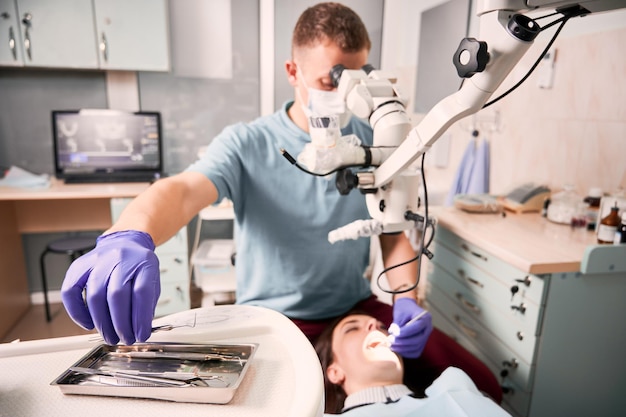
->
[445,138,490,206]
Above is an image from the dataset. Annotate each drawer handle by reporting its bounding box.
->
[160,267,168,273]
[515,276,532,287]
[157,297,171,306]
[460,243,488,261]
[459,271,485,288]
[501,385,515,395]
[502,358,519,369]
[511,303,526,314]
[516,331,524,341]
[454,315,479,339]
[456,293,481,314]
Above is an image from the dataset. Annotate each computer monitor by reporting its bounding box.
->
[52,109,164,183]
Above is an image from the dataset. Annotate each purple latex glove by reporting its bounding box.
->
[388,298,433,358]
[61,230,160,345]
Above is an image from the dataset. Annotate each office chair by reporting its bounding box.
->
[39,235,97,321]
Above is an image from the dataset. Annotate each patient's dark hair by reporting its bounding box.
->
[292,2,371,56]
[314,310,370,414]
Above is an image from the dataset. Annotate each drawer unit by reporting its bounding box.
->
[155,281,190,317]
[426,299,530,417]
[425,282,535,392]
[431,243,544,336]
[436,227,547,305]
[426,215,626,416]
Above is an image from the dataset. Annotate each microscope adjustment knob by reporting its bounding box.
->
[453,38,489,78]
[335,169,358,195]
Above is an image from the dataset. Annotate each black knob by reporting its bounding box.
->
[335,168,358,195]
[510,285,519,296]
[453,38,489,78]
[500,369,509,378]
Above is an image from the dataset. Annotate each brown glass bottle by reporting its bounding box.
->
[597,205,620,244]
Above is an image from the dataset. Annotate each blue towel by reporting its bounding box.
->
[445,139,490,206]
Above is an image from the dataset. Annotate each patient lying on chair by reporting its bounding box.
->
[314,312,511,416]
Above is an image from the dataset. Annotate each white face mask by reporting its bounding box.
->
[297,66,351,128]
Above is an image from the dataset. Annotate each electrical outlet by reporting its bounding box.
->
[537,47,557,89]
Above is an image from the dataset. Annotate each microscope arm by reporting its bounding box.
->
[370,11,538,189]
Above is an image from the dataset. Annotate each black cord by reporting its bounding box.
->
[280,146,395,177]
[375,153,435,295]
[482,15,570,109]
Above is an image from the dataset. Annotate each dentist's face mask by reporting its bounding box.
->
[297,66,351,128]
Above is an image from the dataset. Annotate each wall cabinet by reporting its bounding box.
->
[0,0,24,65]
[1,0,168,71]
[93,0,169,71]
[426,224,626,417]
[110,198,190,319]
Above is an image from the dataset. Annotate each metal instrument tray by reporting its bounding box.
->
[51,342,258,404]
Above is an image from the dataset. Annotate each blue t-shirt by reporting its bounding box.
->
[186,102,373,319]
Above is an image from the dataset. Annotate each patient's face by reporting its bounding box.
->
[330,314,403,393]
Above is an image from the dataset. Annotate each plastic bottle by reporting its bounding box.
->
[614,212,626,244]
[583,187,602,230]
[547,185,582,225]
[597,204,620,244]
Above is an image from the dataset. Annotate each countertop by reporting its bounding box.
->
[0,178,151,200]
[431,207,601,275]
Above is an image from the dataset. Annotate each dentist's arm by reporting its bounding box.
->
[380,233,433,358]
[62,172,217,345]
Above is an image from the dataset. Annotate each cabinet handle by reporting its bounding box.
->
[157,297,171,306]
[501,385,515,395]
[511,303,526,314]
[502,358,519,369]
[8,26,17,60]
[22,12,32,61]
[100,32,108,62]
[454,315,479,339]
[515,275,532,287]
[455,293,481,314]
[460,243,488,261]
[159,267,168,273]
[458,269,485,288]
[516,331,524,341]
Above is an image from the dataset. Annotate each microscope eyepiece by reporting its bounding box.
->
[329,64,346,88]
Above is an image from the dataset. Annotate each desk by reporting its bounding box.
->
[0,179,150,339]
[0,305,324,417]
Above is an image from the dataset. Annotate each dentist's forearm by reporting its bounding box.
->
[379,233,418,302]
[106,172,217,246]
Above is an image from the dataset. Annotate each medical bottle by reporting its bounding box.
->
[583,187,602,230]
[597,204,620,244]
[614,213,626,244]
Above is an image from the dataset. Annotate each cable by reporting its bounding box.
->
[482,15,569,109]
[280,145,397,177]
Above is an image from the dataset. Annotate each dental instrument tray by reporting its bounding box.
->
[51,342,258,404]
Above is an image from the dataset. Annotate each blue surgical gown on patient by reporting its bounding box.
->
[186,101,373,320]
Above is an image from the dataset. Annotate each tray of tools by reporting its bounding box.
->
[51,342,258,404]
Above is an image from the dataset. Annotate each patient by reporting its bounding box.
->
[315,312,511,416]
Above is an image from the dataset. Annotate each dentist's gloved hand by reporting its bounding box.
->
[388,298,433,358]
[61,230,160,345]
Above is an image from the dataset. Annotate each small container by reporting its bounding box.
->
[547,185,582,225]
[597,204,620,244]
[614,213,626,244]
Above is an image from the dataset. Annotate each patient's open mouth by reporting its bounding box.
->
[365,332,391,350]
